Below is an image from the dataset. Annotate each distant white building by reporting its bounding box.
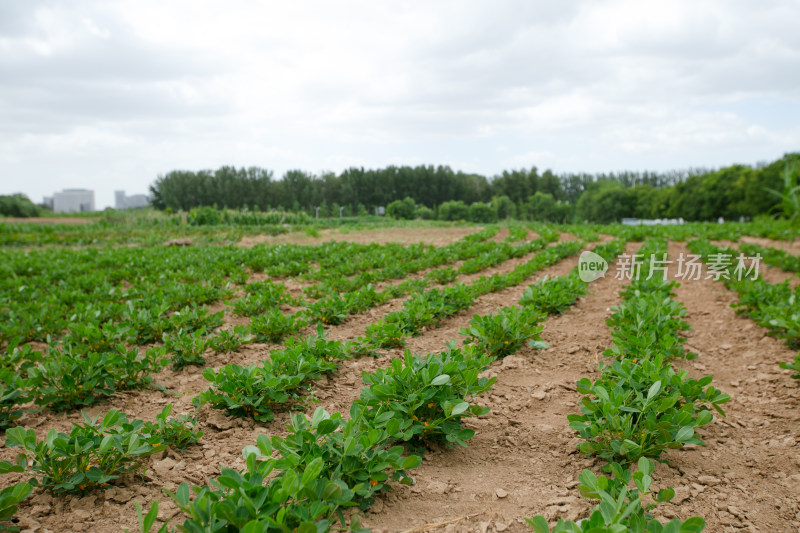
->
[115,190,150,209]
[45,189,95,213]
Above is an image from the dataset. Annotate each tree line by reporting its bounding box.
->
[140,153,795,223]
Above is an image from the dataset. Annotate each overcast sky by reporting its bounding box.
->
[1,1,799,209]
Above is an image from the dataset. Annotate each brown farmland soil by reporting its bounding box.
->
[711,240,800,288]
[238,226,481,247]
[2,233,799,533]
[738,236,800,255]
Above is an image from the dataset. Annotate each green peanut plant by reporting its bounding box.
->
[527,458,706,533]
[0,369,33,430]
[460,305,547,358]
[26,345,167,412]
[249,309,309,343]
[1,409,167,494]
[141,404,203,451]
[568,355,729,463]
[355,345,495,449]
[162,408,421,532]
[779,352,800,380]
[520,272,588,315]
[0,482,32,533]
[163,329,210,370]
[207,325,253,353]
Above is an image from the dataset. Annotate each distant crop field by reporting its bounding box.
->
[0,220,798,533]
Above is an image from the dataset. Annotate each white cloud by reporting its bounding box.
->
[1,0,798,207]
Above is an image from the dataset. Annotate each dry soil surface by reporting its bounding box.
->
[238,226,480,247]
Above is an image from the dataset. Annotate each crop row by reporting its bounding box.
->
[0,226,506,345]
[0,224,551,347]
[688,239,799,350]
[530,239,729,532]
[736,241,800,274]
[197,240,587,424]
[688,239,800,382]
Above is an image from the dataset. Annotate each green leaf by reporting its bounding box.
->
[281,469,300,494]
[450,402,469,416]
[637,457,654,477]
[525,515,550,533]
[322,481,342,500]
[385,418,400,436]
[647,380,662,401]
[256,433,272,456]
[298,522,317,533]
[242,520,267,533]
[696,409,713,427]
[301,457,324,486]
[402,455,421,470]
[656,488,675,503]
[680,517,706,533]
[98,435,114,453]
[0,461,24,474]
[143,500,159,533]
[674,426,694,442]
[431,374,450,386]
[175,482,190,506]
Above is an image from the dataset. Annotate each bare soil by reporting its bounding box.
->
[738,236,800,255]
[238,226,480,247]
[2,233,799,533]
[712,240,799,288]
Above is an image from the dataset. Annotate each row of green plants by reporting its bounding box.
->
[254,227,559,326]
[138,288,559,531]
[229,227,561,341]
[1,226,509,346]
[301,224,559,298]
[0,405,202,531]
[689,239,800,382]
[688,239,800,351]
[530,239,728,531]
[589,219,794,243]
[0,343,167,425]
[194,240,588,425]
[1,224,530,352]
[736,241,800,275]
[364,240,585,347]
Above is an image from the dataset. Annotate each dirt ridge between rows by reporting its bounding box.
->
[652,242,800,532]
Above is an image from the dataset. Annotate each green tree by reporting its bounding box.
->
[438,200,469,221]
[491,195,516,219]
[576,181,634,223]
[386,197,416,220]
[0,194,40,217]
[527,192,571,222]
[468,202,497,223]
[415,205,435,220]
